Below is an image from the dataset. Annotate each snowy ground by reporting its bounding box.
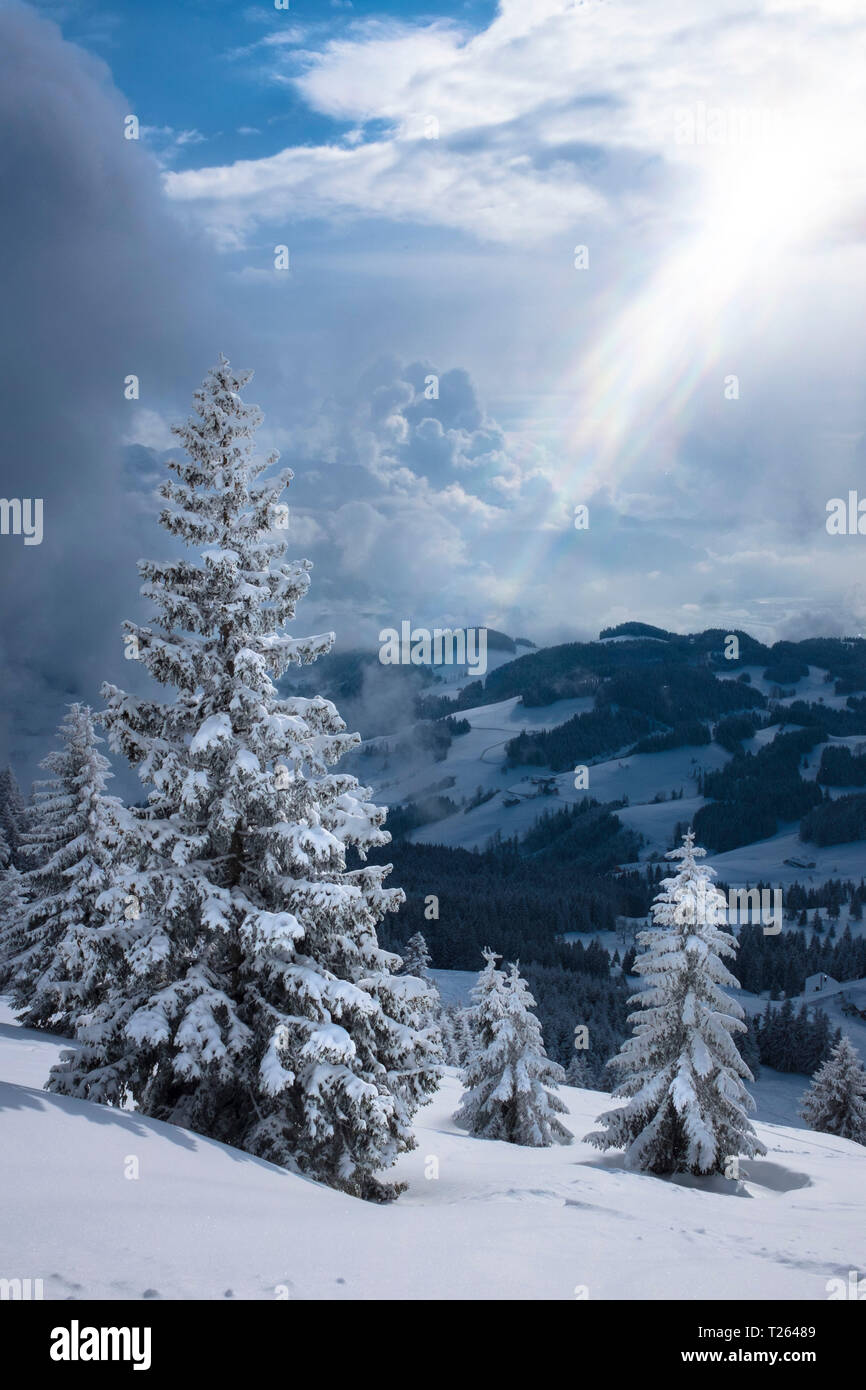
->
[359,660,866,880]
[1,1000,862,1302]
[366,694,595,826]
[717,664,855,710]
[398,704,730,853]
[706,830,866,892]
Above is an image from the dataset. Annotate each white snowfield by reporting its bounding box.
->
[0,1004,862,1302]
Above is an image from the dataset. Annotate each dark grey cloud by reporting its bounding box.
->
[0,2,218,786]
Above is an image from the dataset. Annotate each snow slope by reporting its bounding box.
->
[706,828,866,890]
[357,654,866,879]
[409,740,727,854]
[1,1003,862,1302]
[369,694,594,812]
[718,664,854,710]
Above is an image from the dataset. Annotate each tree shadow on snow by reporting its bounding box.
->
[0,1078,319,1178]
[578,1151,811,1196]
[0,1078,195,1150]
[0,1019,75,1048]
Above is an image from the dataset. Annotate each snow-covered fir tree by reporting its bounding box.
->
[800,1036,866,1144]
[1,705,123,1032]
[0,767,28,867]
[586,830,765,1175]
[0,864,29,991]
[437,1004,470,1066]
[454,951,572,1146]
[437,1006,459,1065]
[565,1051,594,1087]
[400,931,431,978]
[50,357,440,1201]
[454,1006,475,1066]
[398,931,441,1051]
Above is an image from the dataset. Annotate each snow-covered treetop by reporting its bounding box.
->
[666,827,703,863]
[653,825,726,932]
[126,354,334,699]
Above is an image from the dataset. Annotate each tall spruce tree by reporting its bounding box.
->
[1,705,122,1031]
[49,357,440,1200]
[586,830,765,1175]
[800,1036,866,1144]
[454,951,572,1146]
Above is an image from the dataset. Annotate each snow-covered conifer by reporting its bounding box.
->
[438,1006,459,1065]
[565,1052,594,1087]
[0,767,28,867]
[0,865,29,991]
[400,931,431,978]
[455,1007,475,1066]
[586,830,765,1175]
[3,705,123,1032]
[50,357,440,1200]
[454,951,572,1146]
[800,1036,866,1144]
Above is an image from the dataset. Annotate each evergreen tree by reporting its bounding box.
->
[0,865,29,991]
[1,706,122,1031]
[454,950,572,1146]
[49,357,440,1201]
[400,931,432,978]
[587,830,765,1175]
[437,1005,460,1065]
[565,1051,594,1087]
[0,767,28,867]
[454,1006,475,1066]
[800,1037,866,1143]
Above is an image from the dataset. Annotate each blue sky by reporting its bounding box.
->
[33,0,500,169]
[2,0,866,772]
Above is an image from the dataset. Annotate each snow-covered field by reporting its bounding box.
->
[368,695,595,828]
[707,830,866,891]
[386,693,732,853]
[1,1000,862,1302]
[360,673,866,889]
[718,665,854,710]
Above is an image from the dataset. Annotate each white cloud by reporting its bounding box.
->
[154,0,866,645]
[166,136,602,246]
[166,0,866,251]
[121,408,175,451]
[141,125,209,167]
